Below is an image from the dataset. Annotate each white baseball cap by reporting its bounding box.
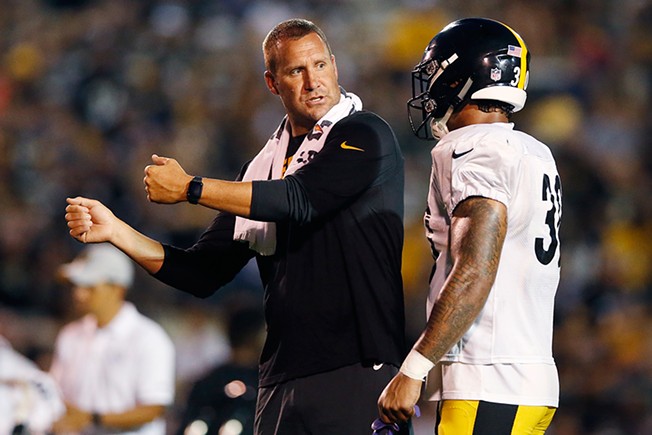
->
[60,244,134,288]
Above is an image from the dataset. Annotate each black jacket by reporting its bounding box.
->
[155,111,407,387]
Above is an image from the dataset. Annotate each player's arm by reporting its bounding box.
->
[143,154,253,217]
[218,115,394,225]
[53,403,166,432]
[143,113,397,225]
[65,197,166,274]
[414,196,506,362]
[378,196,507,424]
[93,404,166,429]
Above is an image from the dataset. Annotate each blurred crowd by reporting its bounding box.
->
[0,0,651,433]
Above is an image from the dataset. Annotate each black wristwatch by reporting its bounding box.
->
[186,176,203,204]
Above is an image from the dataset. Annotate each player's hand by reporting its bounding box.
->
[144,154,192,204]
[377,372,423,424]
[51,402,92,432]
[65,197,117,244]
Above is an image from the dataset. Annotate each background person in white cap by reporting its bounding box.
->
[49,243,175,434]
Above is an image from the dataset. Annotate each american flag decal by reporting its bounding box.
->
[508,45,522,57]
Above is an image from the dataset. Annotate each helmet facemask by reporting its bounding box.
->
[408,53,472,141]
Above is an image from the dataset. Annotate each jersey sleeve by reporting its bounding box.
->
[449,138,520,214]
[154,212,254,297]
[154,162,255,296]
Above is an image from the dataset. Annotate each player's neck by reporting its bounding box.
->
[448,104,509,131]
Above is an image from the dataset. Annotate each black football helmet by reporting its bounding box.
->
[408,18,531,140]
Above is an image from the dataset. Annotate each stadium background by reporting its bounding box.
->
[0,0,651,433]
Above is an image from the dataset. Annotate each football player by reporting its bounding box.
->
[378,17,562,434]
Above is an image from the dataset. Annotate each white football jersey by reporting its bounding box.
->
[424,122,561,406]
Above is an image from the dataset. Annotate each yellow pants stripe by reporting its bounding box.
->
[436,400,556,435]
[512,404,556,435]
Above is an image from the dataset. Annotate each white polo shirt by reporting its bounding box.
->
[50,302,175,435]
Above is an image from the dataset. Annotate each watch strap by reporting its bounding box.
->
[186,176,203,204]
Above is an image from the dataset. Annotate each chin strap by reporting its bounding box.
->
[429,78,474,140]
[430,106,454,140]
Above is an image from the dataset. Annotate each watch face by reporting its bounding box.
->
[187,176,203,204]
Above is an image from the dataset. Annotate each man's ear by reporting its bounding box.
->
[332,55,338,80]
[264,71,279,95]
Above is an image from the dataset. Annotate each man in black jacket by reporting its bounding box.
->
[65,18,407,434]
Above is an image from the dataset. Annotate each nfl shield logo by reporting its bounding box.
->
[490,68,502,81]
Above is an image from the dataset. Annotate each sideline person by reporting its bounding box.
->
[65,18,407,435]
[175,303,265,435]
[50,244,175,434]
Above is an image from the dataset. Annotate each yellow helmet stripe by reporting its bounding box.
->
[502,22,528,89]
